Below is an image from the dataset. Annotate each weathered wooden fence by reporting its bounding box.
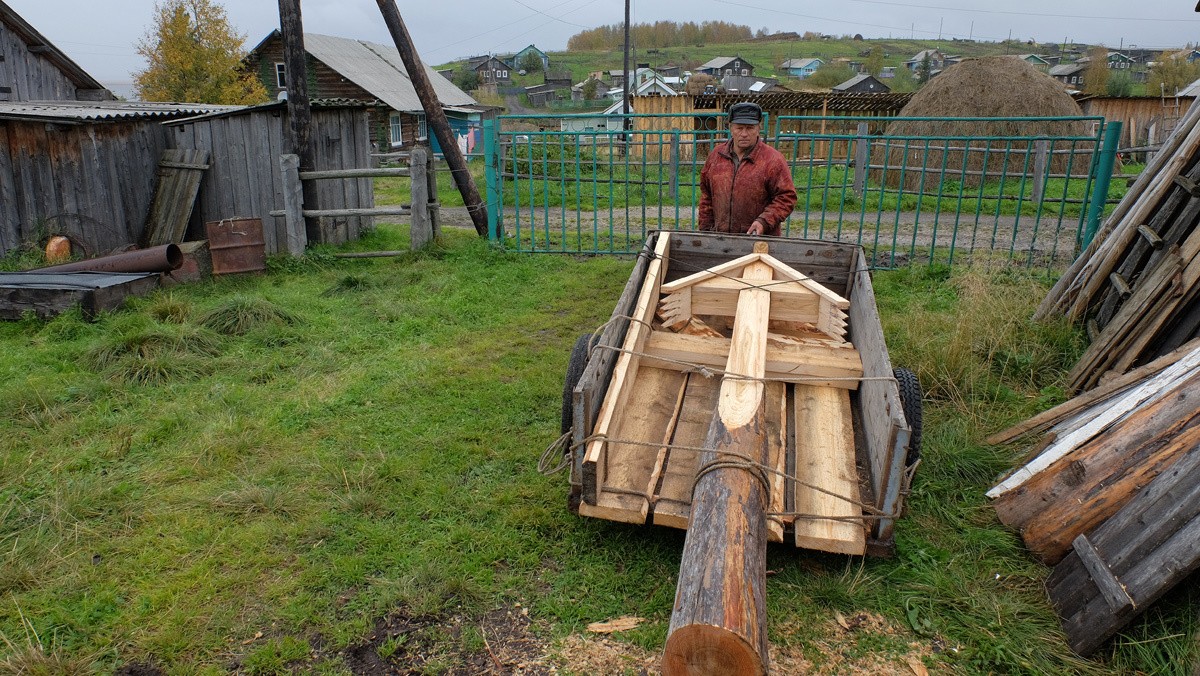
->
[274,147,439,252]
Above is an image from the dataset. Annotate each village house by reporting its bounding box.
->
[245,31,484,153]
[721,75,782,94]
[904,49,959,76]
[1049,63,1086,88]
[470,55,513,84]
[1016,54,1052,72]
[511,44,549,71]
[0,1,113,101]
[832,73,889,93]
[780,58,823,79]
[696,56,755,77]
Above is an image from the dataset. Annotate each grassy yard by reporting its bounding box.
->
[1,226,1197,674]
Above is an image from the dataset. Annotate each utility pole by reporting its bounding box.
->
[622,0,631,116]
[278,0,317,246]
[938,17,943,41]
[375,0,488,237]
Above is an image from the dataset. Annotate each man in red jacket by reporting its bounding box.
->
[698,102,797,236]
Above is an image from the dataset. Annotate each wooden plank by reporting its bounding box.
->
[642,373,690,521]
[846,248,908,543]
[641,330,863,388]
[0,126,22,254]
[582,233,671,504]
[651,370,721,529]
[1070,535,1134,614]
[991,342,1200,497]
[792,385,866,555]
[279,154,306,256]
[1047,444,1200,656]
[1137,223,1163,249]
[766,381,787,542]
[409,146,432,249]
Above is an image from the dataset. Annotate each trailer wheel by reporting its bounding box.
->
[562,333,596,435]
[894,368,923,465]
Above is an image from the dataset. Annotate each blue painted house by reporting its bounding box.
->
[780,58,823,79]
[513,44,550,71]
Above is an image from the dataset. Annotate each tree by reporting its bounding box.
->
[889,66,919,93]
[454,69,480,92]
[1083,47,1110,95]
[581,78,599,100]
[917,53,933,84]
[1148,54,1200,96]
[806,64,855,89]
[134,0,266,104]
[864,46,884,77]
[518,51,543,74]
[1106,71,1134,96]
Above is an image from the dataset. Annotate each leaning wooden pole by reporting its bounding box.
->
[375,0,488,237]
[277,0,316,250]
[663,244,773,676]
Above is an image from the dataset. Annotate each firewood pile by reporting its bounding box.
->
[987,100,1200,656]
[1036,99,1200,392]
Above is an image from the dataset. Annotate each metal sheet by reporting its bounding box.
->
[206,218,266,274]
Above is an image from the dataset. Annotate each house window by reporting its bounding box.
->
[275,62,286,88]
[734,61,741,68]
[741,68,748,76]
[417,115,428,141]
[725,69,732,75]
[389,113,403,147]
[501,70,508,78]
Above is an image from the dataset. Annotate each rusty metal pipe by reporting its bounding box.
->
[36,244,183,274]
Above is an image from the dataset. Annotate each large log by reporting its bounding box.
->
[663,250,773,676]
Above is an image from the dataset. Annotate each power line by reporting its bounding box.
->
[710,0,1008,41]
[508,0,591,29]
[837,0,1200,24]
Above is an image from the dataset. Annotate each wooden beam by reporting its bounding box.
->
[640,330,863,388]
[375,0,487,236]
[792,385,866,555]
[277,0,320,242]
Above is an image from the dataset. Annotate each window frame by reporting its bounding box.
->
[275,62,287,88]
[389,113,404,148]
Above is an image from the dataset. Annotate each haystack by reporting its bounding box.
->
[873,56,1090,190]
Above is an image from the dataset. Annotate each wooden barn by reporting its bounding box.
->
[244,31,483,152]
[164,100,376,253]
[0,101,235,257]
[0,0,112,102]
[1075,94,1196,152]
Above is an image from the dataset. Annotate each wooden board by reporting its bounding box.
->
[793,385,867,555]
[640,330,863,388]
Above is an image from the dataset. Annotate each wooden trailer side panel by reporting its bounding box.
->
[847,248,910,546]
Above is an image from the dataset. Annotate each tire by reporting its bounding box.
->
[894,368,923,465]
[561,333,596,435]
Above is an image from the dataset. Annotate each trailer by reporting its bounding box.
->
[557,230,922,673]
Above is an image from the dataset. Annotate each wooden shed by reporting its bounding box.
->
[0,0,113,102]
[165,100,375,253]
[0,101,235,257]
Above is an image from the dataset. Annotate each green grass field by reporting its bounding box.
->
[1,226,1197,674]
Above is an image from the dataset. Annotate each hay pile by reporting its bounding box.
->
[873,56,1091,190]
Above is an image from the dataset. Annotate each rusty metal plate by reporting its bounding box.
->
[205,218,265,275]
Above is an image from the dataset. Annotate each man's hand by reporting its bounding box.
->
[747,219,765,236]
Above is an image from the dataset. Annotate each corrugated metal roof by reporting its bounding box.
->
[0,100,240,123]
[302,33,476,113]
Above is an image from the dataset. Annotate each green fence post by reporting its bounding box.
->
[483,117,501,243]
[1082,120,1122,249]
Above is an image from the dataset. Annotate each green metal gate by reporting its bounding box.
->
[483,112,1122,269]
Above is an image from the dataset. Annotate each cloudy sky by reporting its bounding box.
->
[8,0,1200,95]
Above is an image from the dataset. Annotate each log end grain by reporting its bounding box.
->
[662,624,766,676]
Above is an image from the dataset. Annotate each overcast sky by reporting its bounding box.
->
[8,0,1200,96]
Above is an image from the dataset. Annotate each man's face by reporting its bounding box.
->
[730,122,760,153]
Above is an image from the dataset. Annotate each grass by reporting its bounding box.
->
[0,225,1196,673]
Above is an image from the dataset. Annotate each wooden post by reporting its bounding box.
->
[278,154,307,256]
[426,146,440,239]
[277,0,320,244]
[374,0,488,237]
[852,122,869,199]
[409,146,432,249]
[1032,139,1049,206]
[664,242,773,676]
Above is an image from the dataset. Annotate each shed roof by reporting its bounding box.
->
[161,99,370,125]
[832,74,888,92]
[698,56,749,70]
[780,58,822,69]
[0,100,237,124]
[1049,64,1085,76]
[258,32,477,114]
[0,0,112,99]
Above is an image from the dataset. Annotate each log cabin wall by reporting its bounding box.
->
[167,104,375,252]
[0,117,168,255]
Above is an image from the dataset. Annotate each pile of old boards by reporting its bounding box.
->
[990,98,1200,657]
[1036,98,1200,391]
[567,232,916,675]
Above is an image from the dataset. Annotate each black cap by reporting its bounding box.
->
[728,101,762,125]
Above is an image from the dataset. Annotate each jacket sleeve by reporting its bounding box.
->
[756,155,798,232]
[698,160,715,231]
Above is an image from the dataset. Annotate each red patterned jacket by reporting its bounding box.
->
[697,139,797,236]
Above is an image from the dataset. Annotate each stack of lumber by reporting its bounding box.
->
[986,339,1200,656]
[1035,99,1200,391]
